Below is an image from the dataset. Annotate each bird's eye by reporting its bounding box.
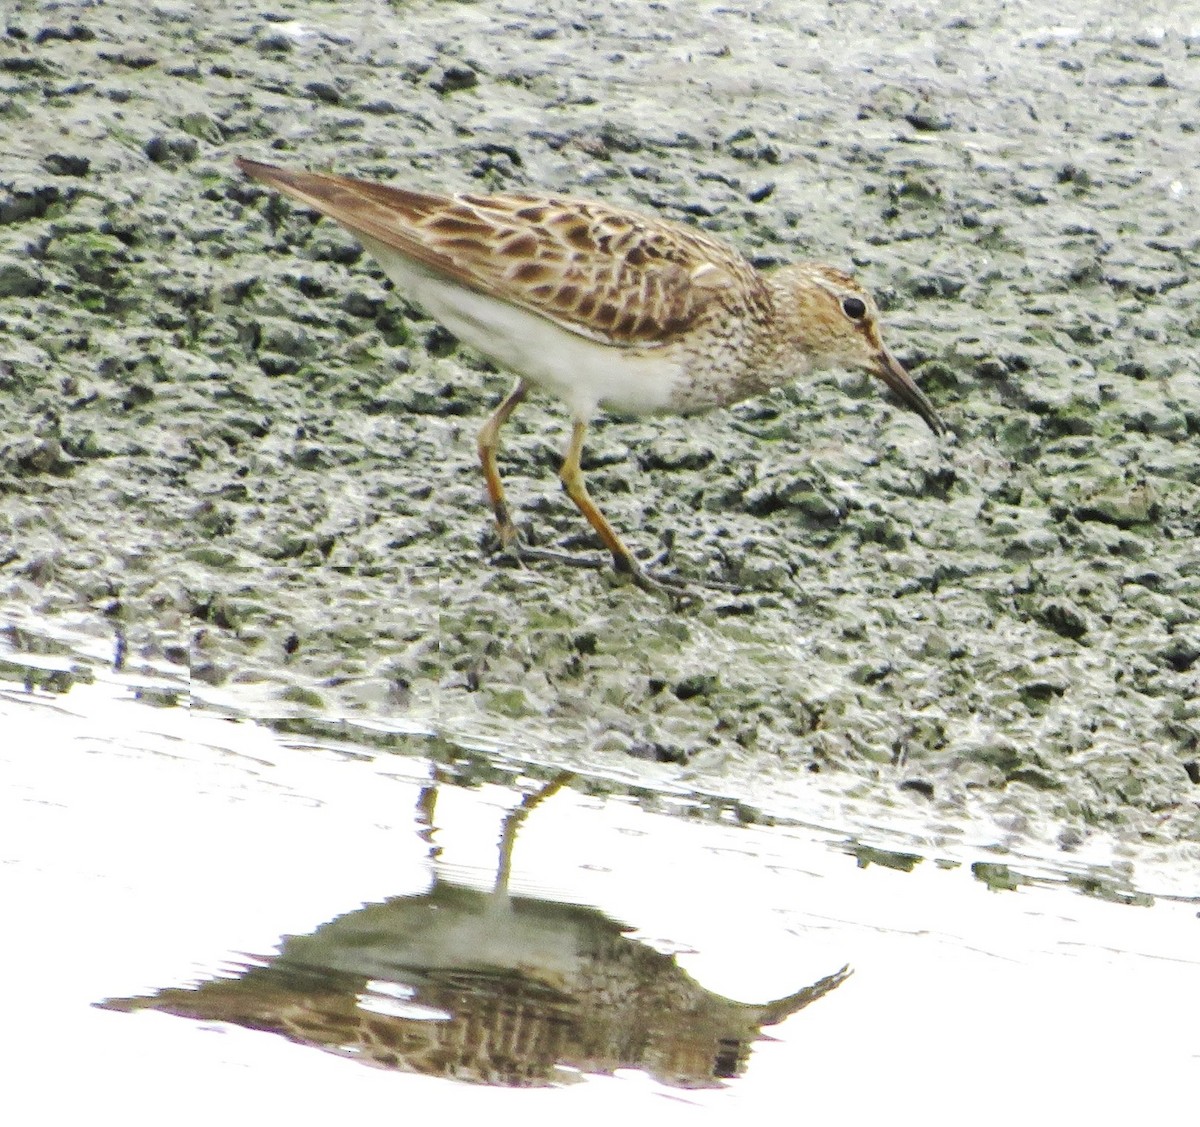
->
[842,296,867,321]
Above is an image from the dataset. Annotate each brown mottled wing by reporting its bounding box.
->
[236,158,761,347]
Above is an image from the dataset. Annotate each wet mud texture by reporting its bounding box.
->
[1,1,1198,846]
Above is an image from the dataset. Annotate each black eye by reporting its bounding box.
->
[842,296,867,320]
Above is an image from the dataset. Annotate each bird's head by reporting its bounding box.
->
[780,264,944,435]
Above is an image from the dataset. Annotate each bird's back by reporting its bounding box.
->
[235,159,765,351]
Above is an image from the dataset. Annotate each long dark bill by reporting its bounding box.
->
[875,348,945,435]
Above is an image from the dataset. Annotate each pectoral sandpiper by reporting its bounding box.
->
[236,158,944,591]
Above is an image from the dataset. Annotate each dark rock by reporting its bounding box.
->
[34,24,95,43]
[0,257,46,297]
[144,133,199,164]
[305,80,341,105]
[42,152,90,176]
[432,64,478,94]
[1160,637,1200,673]
[1037,599,1088,640]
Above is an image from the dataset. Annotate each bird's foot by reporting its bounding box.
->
[614,546,747,603]
[484,529,743,603]
[485,528,611,575]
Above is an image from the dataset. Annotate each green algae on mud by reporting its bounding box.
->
[0,1,1198,848]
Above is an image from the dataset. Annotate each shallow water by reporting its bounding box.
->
[2,626,1196,1123]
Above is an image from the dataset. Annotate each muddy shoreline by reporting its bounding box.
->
[1,1,1198,849]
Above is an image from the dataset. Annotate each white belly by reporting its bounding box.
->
[359,236,683,420]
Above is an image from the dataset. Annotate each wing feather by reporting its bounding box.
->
[236,159,763,347]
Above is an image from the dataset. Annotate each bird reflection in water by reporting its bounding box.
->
[100,772,849,1087]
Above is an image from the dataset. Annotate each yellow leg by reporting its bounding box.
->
[559,418,641,576]
[476,378,529,547]
[494,772,575,894]
[479,393,678,593]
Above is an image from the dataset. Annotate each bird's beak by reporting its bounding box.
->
[874,347,945,435]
